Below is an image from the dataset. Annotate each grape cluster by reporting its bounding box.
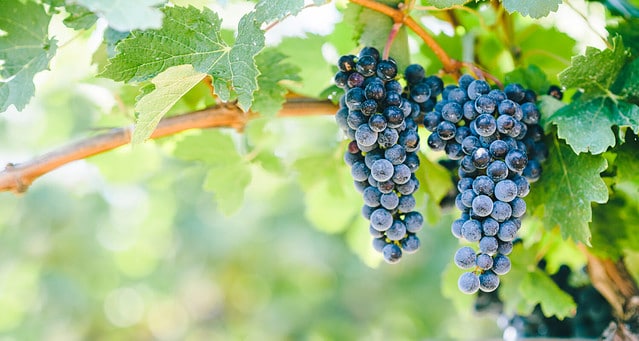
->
[422,74,547,293]
[334,47,432,263]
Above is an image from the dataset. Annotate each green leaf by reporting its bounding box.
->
[616,132,639,184]
[558,37,628,96]
[520,270,577,319]
[526,137,609,244]
[0,1,57,112]
[75,0,165,31]
[61,4,98,30]
[252,49,301,116]
[133,65,206,144]
[613,57,639,101]
[101,6,264,111]
[610,18,639,56]
[174,131,251,215]
[346,1,410,70]
[502,0,561,18]
[255,0,303,24]
[276,35,333,97]
[549,97,639,154]
[504,65,551,96]
[425,0,470,8]
[538,95,566,130]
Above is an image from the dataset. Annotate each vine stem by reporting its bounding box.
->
[383,22,403,60]
[0,99,337,194]
[348,0,461,74]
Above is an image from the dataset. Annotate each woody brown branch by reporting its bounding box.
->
[0,99,337,194]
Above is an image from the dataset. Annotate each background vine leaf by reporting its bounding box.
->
[133,65,206,144]
[0,1,57,113]
[101,6,264,111]
[501,0,562,18]
[527,137,609,244]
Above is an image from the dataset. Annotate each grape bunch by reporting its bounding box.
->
[334,47,436,264]
[422,74,547,293]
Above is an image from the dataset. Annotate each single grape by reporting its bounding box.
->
[510,197,527,218]
[482,217,499,237]
[410,82,432,103]
[376,59,398,80]
[371,159,394,182]
[370,208,393,231]
[462,136,482,155]
[494,179,518,202]
[369,225,384,238]
[404,64,425,85]
[365,81,386,101]
[362,186,382,207]
[386,219,407,241]
[492,254,511,275]
[462,219,483,242]
[437,121,457,140]
[489,140,510,159]
[472,147,491,169]
[404,153,420,173]
[458,74,475,90]
[458,272,480,294]
[385,144,406,165]
[392,164,411,185]
[447,87,469,105]
[479,270,500,292]
[372,237,387,252]
[378,127,399,148]
[347,72,365,88]
[497,219,519,241]
[505,149,528,173]
[362,205,375,220]
[338,54,357,72]
[504,83,526,103]
[427,132,446,151]
[497,240,513,255]
[467,79,491,100]
[401,234,421,253]
[404,211,424,233]
[356,55,377,76]
[350,162,370,182]
[380,192,399,210]
[451,218,465,238]
[455,246,477,269]
[445,142,465,160]
[476,253,494,270]
[472,195,494,217]
[398,194,416,212]
[382,243,402,264]
[475,95,497,115]
[491,200,513,222]
[486,160,509,182]
[474,114,497,136]
[441,102,464,123]
[355,124,378,147]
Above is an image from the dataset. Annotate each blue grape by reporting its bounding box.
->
[476,253,494,270]
[451,218,465,238]
[362,186,382,207]
[494,179,518,202]
[386,219,407,241]
[378,127,399,148]
[505,149,528,173]
[455,246,477,269]
[398,194,416,212]
[474,114,497,136]
[371,159,394,182]
[510,197,527,218]
[467,79,491,100]
[474,95,497,115]
[472,195,494,217]
[458,272,480,294]
[492,254,511,275]
[423,111,442,132]
[404,64,425,85]
[382,243,402,264]
[351,162,370,182]
[370,208,393,231]
[385,144,406,165]
[486,160,509,182]
[401,234,420,253]
[392,164,411,184]
[380,192,399,210]
[491,200,513,222]
[497,219,519,241]
[404,211,424,233]
[482,217,499,237]
[462,219,483,242]
[355,124,378,147]
[479,270,500,292]
[372,237,387,252]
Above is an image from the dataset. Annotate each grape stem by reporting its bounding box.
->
[0,98,337,194]
[383,22,403,60]
[348,0,461,74]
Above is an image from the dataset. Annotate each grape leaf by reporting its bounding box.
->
[61,4,98,30]
[173,131,251,215]
[425,0,470,8]
[502,0,562,18]
[0,1,57,112]
[133,65,206,144]
[520,270,577,319]
[504,65,551,96]
[526,137,608,244]
[101,7,264,111]
[590,193,639,260]
[252,49,301,116]
[558,37,628,96]
[549,97,639,154]
[610,18,639,56]
[346,0,410,70]
[616,131,639,184]
[613,57,639,101]
[75,0,165,31]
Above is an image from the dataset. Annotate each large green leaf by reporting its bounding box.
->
[173,131,251,215]
[504,65,551,96]
[502,0,562,18]
[558,37,628,97]
[549,97,639,154]
[520,270,577,319]
[133,65,206,144]
[252,49,301,116]
[75,0,165,31]
[526,137,609,244]
[101,6,264,111]
[0,1,56,112]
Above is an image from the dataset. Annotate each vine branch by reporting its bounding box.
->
[0,99,337,194]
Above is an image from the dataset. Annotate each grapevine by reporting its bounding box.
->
[1,0,639,339]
